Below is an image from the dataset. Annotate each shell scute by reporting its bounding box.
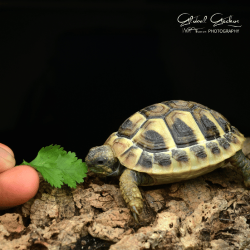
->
[189,101,209,109]
[118,112,146,138]
[189,143,209,170]
[162,100,194,110]
[112,137,134,157]
[140,103,170,118]
[152,152,173,174]
[230,126,245,147]
[206,141,221,155]
[165,110,205,148]
[210,109,231,133]
[104,132,118,147]
[192,107,224,140]
[171,148,192,178]
[216,137,236,160]
[119,146,143,170]
[188,141,221,179]
[224,132,239,144]
[136,151,154,173]
[190,144,207,159]
[132,119,175,152]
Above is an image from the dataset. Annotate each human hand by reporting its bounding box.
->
[0,143,39,209]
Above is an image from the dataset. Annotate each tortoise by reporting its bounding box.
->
[85,100,250,222]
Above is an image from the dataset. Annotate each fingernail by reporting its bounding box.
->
[0,147,15,163]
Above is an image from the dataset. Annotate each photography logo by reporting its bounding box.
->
[177,13,242,33]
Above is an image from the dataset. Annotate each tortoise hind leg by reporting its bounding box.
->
[230,149,250,188]
[119,169,154,222]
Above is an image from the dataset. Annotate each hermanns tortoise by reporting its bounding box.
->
[85,100,249,222]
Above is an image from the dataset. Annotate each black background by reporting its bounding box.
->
[0,2,249,165]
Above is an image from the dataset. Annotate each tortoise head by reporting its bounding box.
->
[85,145,120,177]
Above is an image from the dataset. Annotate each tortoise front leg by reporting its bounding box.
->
[230,150,250,188]
[119,169,154,222]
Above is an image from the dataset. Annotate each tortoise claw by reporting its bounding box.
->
[131,205,140,223]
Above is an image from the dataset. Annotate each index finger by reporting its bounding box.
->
[0,143,16,173]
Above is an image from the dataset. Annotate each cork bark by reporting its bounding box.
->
[1,138,250,249]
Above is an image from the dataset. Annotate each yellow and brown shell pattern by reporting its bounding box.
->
[104,100,245,185]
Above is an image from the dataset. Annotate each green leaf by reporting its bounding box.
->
[56,152,87,188]
[26,145,66,167]
[36,165,64,188]
[21,144,88,188]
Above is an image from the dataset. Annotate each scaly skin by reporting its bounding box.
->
[230,150,250,188]
[119,169,154,222]
[119,169,143,222]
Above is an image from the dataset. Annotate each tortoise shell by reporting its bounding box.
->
[104,100,245,184]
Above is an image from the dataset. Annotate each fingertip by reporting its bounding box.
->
[18,165,40,196]
[0,143,15,157]
[0,165,40,208]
